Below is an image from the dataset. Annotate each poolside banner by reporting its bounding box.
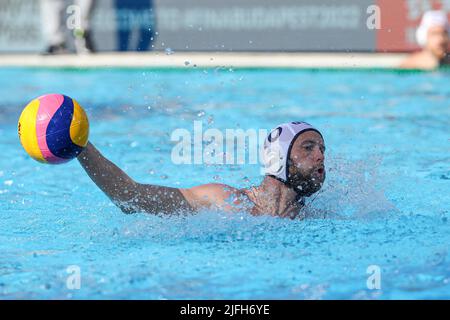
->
[150,0,376,52]
[0,0,43,52]
[0,0,449,52]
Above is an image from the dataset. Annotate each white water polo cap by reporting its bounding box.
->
[416,10,449,47]
[261,121,323,184]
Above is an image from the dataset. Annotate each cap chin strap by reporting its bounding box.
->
[267,175,305,203]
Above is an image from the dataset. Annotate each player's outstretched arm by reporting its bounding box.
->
[77,142,192,214]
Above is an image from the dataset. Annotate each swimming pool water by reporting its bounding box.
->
[0,67,449,299]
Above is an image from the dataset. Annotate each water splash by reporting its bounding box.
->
[305,153,399,219]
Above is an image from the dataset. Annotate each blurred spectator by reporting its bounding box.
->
[40,0,95,54]
[401,10,450,69]
[115,0,155,51]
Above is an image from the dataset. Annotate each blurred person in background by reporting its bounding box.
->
[401,10,450,69]
[115,0,155,51]
[40,0,95,54]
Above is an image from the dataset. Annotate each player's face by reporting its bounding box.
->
[288,131,325,196]
[426,26,449,59]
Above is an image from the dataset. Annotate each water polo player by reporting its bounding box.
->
[401,10,450,69]
[77,121,326,219]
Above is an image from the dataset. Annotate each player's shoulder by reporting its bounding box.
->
[399,53,420,68]
[183,183,241,201]
[180,183,246,210]
[400,52,437,69]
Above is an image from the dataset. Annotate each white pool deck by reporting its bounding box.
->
[0,52,408,69]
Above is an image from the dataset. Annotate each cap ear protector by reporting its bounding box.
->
[261,126,284,177]
[261,121,323,184]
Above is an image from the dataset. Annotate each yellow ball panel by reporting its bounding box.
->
[70,99,89,147]
[18,99,47,163]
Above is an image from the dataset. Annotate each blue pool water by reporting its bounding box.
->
[0,67,449,299]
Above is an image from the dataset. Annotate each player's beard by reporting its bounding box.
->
[287,166,325,197]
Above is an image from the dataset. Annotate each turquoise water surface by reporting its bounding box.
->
[0,67,449,299]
